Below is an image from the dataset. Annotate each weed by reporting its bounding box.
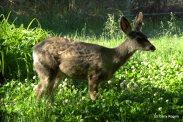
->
[0,15,48,80]
[102,14,119,39]
[0,14,183,121]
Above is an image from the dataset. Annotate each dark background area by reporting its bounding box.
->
[1,0,183,36]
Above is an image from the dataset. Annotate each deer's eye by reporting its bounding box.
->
[137,36,148,41]
[136,37,142,41]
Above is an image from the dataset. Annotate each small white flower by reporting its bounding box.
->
[58,84,62,88]
[72,85,75,89]
[154,93,157,97]
[33,76,36,80]
[64,99,68,103]
[159,97,163,101]
[108,80,112,84]
[81,96,85,100]
[166,99,169,103]
[158,107,162,111]
[62,81,67,87]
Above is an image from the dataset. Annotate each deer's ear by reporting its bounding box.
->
[120,16,132,35]
[134,12,143,31]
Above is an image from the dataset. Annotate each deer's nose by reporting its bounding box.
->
[150,45,156,51]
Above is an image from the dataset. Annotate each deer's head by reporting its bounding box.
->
[120,12,156,52]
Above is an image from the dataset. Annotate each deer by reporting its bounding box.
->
[33,12,156,101]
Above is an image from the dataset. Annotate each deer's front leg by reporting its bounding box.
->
[88,73,102,101]
[88,80,99,101]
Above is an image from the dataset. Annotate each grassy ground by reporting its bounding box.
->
[0,14,183,121]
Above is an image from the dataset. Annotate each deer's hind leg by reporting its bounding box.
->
[34,62,59,100]
[33,49,61,101]
[34,65,63,102]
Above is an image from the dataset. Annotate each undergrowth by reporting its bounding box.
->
[0,13,183,121]
[0,13,48,80]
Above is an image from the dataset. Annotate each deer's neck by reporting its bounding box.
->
[114,39,136,68]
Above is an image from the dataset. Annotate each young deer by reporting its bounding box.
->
[33,12,156,101]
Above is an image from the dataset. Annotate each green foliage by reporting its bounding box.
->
[0,14,183,121]
[102,11,124,39]
[1,36,183,121]
[103,14,118,39]
[160,12,181,36]
[0,13,48,80]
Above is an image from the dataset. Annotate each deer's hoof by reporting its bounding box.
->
[90,91,97,101]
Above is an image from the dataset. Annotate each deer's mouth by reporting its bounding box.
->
[150,45,156,51]
[144,45,156,52]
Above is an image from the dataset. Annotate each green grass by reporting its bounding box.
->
[0,15,183,121]
[0,14,48,80]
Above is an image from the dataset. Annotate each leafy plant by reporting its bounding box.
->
[0,13,48,80]
[160,12,181,36]
[102,14,119,39]
[0,13,183,121]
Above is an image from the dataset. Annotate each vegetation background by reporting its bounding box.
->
[0,0,183,121]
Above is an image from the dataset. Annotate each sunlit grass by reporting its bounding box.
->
[0,14,183,121]
[0,14,48,80]
[1,35,183,121]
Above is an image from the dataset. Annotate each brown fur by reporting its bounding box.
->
[33,12,156,101]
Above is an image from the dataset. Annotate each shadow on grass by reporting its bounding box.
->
[0,110,19,121]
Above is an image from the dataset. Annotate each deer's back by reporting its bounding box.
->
[33,37,116,80]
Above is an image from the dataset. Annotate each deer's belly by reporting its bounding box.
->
[59,59,89,79]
